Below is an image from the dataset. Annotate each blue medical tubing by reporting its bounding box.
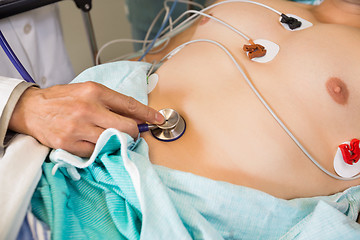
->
[138,0,178,61]
[0,30,35,83]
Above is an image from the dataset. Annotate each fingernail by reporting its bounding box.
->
[155,112,165,124]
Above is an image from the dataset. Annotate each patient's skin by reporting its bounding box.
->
[141,0,360,199]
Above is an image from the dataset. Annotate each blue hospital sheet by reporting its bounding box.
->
[31,61,360,239]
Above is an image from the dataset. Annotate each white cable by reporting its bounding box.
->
[106,52,141,63]
[143,0,205,52]
[143,0,174,51]
[96,39,153,65]
[186,10,251,41]
[143,8,168,51]
[96,2,171,64]
[149,38,171,54]
[97,0,281,66]
[97,0,204,64]
[165,0,204,10]
[161,0,282,37]
[105,38,171,63]
[159,38,360,181]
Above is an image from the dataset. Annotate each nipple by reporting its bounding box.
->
[199,13,212,25]
[334,86,341,93]
[326,77,349,105]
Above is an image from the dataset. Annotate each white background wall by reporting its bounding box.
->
[58,0,133,75]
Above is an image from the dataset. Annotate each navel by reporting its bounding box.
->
[326,77,349,105]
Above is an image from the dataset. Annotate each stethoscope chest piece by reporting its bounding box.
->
[151,108,186,142]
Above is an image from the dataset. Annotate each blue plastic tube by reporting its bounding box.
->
[138,0,178,61]
[0,30,35,83]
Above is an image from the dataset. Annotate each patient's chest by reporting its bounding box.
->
[141,0,360,199]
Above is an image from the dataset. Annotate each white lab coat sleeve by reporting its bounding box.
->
[0,76,35,148]
[0,134,50,240]
[0,4,75,88]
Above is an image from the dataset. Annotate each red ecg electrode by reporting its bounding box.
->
[339,139,360,165]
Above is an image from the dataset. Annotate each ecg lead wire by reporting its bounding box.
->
[159,38,360,181]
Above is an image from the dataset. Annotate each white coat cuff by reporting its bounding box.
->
[0,78,36,148]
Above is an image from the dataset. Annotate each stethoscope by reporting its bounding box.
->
[0,30,35,83]
[138,108,186,142]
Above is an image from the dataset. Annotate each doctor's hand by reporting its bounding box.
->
[8,82,165,157]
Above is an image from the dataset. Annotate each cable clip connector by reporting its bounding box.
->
[243,41,267,60]
[280,14,302,30]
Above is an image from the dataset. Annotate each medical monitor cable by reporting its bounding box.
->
[182,10,267,59]
[136,0,309,65]
[185,10,252,41]
[141,0,177,55]
[142,10,171,54]
[154,1,306,60]
[157,38,360,181]
[96,0,179,64]
[142,1,174,52]
[0,30,35,83]
[102,2,272,64]
[138,0,179,61]
[96,3,175,65]
[142,0,204,54]
[160,0,303,38]
[143,0,205,48]
[96,39,154,65]
[96,0,205,64]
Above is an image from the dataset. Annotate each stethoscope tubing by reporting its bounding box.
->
[138,123,157,133]
[0,30,35,83]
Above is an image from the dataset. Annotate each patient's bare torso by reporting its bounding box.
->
[141,0,360,199]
